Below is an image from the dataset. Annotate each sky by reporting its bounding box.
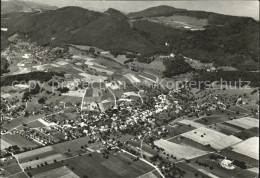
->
[2,0,259,20]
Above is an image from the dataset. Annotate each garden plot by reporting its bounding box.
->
[231,137,259,160]
[154,139,207,159]
[124,73,141,83]
[181,127,242,150]
[178,119,205,128]
[225,117,259,129]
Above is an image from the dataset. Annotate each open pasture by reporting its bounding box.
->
[231,137,259,160]
[154,139,207,159]
[181,127,242,150]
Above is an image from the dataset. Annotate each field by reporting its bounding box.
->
[0,158,24,177]
[51,136,98,153]
[2,114,43,130]
[138,170,160,178]
[225,117,259,129]
[220,148,259,167]
[124,73,141,83]
[1,138,12,150]
[61,152,154,178]
[208,123,243,136]
[234,127,259,140]
[154,139,207,159]
[28,152,155,178]
[146,15,208,30]
[231,137,259,160]
[27,119,46,128]
[178,119,205,128]
[194,115,230,125]
[2,133,38,148]
[181,127,242,150]
[32,166,79,178]
[188,154,243,178]
[168,136,216,152]
[20,153,66,169]
[165,124,196,139]
[16,146,54,160]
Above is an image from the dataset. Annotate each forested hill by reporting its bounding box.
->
[3,6,165,55]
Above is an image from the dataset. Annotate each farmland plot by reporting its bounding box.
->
[181,127,242,150]
[154,139,207,159]
[2,134,38,148]
[225,117,259,129]
[32,166,79,178]
[20,153,66,169]
[179,119,205,128]
[231,137,259,160]
[124,73,141,83]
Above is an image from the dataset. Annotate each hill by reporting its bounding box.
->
[129,6,259,71]
[5,6,165,55]
[127,5,255,26]
[1,1,57,14]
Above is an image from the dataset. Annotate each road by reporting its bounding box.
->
[81,87,89,111]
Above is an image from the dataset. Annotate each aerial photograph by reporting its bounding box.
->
[0,0,259,177]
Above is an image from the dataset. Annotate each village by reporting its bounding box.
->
[1,36,259,178]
